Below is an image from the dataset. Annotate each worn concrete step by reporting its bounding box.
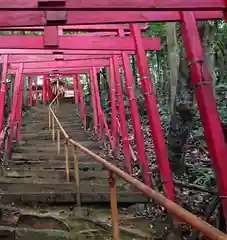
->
[23,118,48,122]
[7,160,104,170]
[13,141,101,153]
[0,191,147,204]
[3,169,114,181]
[0,173,123,187]
[0,179,132,193]
[21,133,90,141]
[22,123,82,129]
[23,115,81,122]
[11,150,103,162]
[0,225,70,240]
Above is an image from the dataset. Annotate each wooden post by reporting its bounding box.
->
[73,146,81,207]
[109,171,119,240]
[52,115,55,141]
[64,141,70,182]
[56,78,59,108]
[49,109,51,129]
[35,76,38,105]
[57,129,60,155]
[29,76,33,106]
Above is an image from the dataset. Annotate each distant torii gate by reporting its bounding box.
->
[2,25,162,189]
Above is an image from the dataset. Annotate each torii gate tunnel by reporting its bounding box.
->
[0,2,226,237]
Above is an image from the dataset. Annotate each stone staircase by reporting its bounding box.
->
[0,101,147,205]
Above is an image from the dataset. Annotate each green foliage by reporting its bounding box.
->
[188,167,215,187]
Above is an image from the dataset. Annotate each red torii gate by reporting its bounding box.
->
[0,4,227,225]
[7,55,155,189]
[2,26,162,187]
[0,24,160,192]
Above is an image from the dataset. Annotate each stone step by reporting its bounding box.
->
[0,225,70,240]
[20,129,93,141]
[20,129,88,136]
[21,132,90,141]
[0,178,134,193]
[1,173,123,186]
[3,169,113,181]
[7,160,104,170]
[13,141,101,153]
[0,103,147,205]
[23,116,81,123]
[22,122,82,129]
[0,192,147,204]
[11,149,103,161]
[0,179,119,191]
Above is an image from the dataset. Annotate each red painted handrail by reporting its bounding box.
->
[48,92,227,240]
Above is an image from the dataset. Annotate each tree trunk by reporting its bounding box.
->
[202,22,216,96]
[166,22,179,115]
[168,45,193,176]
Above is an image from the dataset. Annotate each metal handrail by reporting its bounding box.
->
[48,93,227,240]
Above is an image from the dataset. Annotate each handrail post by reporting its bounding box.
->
[73,146,81,207]
[108,171,119,240]
[52,114,55,141]
[57,96,59,109]
[57,128,60,155]
[49,109,51,129]
[57,79,59,108]
[64,140,70,182]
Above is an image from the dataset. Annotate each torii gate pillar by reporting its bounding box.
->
[0,55,8,134]
[181,11,227,222]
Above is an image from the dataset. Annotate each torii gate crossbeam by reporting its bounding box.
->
[0,54,116,63]
[0,49,135,55]
[0,0,224,11]
[0,35,160,50]
[0,11,222,27]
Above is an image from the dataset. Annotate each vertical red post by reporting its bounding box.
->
[35,76,38,105]
[181,11,227,221]
[42,75,46,104]
[48,77,53,101]
[77,74,86,130]
[45,76,49,101]
[73,74,78,104]
[7,63,24,153]
[113,56,132,174]
[45,75,48,102]
[29,76,33,106]
[76,74,80,103]
[109,58,118,152]
[121,51,151,186]
[16,74,25,142]
[118,29,150,186]
[0,55,8,134]
[130,24,175,201]
[89,69,99,135]
[92,67,104,138]
[47,76,52,101]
